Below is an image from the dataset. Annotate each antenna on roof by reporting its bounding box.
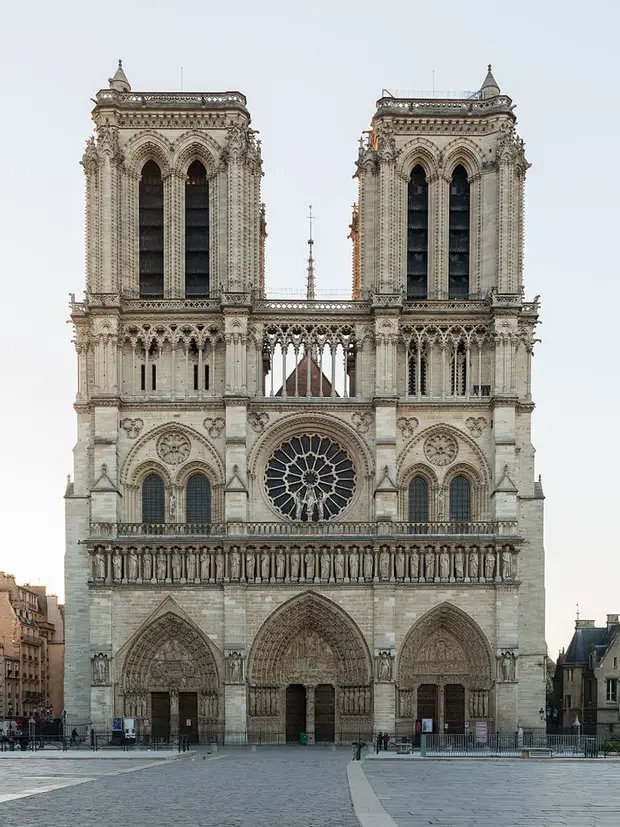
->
[576,603,580,621]
[306,205,316,301]
[180,66,184,92]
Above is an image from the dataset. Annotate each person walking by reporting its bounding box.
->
[382,731,390,751]
[376,731,382,754]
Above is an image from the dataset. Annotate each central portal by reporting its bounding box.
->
[315,684,335,742]
[286,684,306,742]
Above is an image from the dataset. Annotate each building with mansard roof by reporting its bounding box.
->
[64,61,546,742]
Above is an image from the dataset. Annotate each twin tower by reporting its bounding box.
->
[64,62,545,743]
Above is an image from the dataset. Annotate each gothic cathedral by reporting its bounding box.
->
[64,62,545,742]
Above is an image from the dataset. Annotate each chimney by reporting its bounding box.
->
[607,614,619,630]
[575,619,596,629]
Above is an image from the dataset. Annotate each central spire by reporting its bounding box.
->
[306,204,316,300]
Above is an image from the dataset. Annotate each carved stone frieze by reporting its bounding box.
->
[203,416,225,437]
[465,417,487,437]
[424,433,458,466]
[248,412,269,433]
[351,412,373,434]
[397,417,419,438]
[121,417,144,439]
[156,431,191,465]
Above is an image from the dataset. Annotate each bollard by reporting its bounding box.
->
[251,744,257,752]
[211,742,217,754]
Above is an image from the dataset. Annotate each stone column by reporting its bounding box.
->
[170,691,179,737]
[305,685,315,744]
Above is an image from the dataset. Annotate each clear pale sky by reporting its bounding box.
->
[1,0,617,661]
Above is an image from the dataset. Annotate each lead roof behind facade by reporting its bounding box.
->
[563,626,617,665]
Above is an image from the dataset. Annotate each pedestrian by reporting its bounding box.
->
[382,731,390,751]
[376,730,382,754]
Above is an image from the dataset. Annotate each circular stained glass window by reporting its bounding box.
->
[265,434,356,521]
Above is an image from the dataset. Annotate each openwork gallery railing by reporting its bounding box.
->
[89,520,518,540]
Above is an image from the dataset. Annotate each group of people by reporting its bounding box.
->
[375,731,391,753]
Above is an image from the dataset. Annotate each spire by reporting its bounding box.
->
[306,204,316,301]
[481,64,500,99]
[109,59,131,93]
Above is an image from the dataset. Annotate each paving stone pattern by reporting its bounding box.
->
[0,747,359,827]
[362,759,620,827]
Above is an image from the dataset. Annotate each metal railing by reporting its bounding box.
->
[420,733,599,758]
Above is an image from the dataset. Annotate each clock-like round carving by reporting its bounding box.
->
[265,434,356,521]
[424,433,458,466]
[156,431,191,465]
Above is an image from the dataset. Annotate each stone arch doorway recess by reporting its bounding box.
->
[397,603,493,734]
[248,592,372,743]
[121,612,221,742]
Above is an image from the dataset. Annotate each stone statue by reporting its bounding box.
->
[349,549,359,580]
[229,652,242,683]
[290,550,300,580]
[363,548,374,579]
[395,547,405,580]
[169,491,176,520]
[200,549,210,580]
[276,549,286,580]
[378,652,392,681]
[410,548,419,580]
[295,484,324,521]
[440,550,450,579]
[246,550,255,580]
[454,549,464,579]
[186,550,196,581]
[128,549,138,581]
[334,549,345,580]
[143,551,152,581]
[425,548,435,579]
[320,549,331,580]
[216,551,225,580]
[485,548,496,580]
[501,651,515,681]
[92,653,108,685]
[172,550,182,581]
[230,550,241,580]
[304,549,315,579]
[469,550,479,580]
[502,548,512,580]
[95,549,106,580]
[379,548,390,580]
[261,550,270,580]
[156,550,167,581]
[112,551,122,581]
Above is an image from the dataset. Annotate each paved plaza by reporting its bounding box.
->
[1,748,620,827]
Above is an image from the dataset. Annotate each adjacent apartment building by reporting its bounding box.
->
[0,572,65,721]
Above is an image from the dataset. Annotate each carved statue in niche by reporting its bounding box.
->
[143,550,153,581]
[304,549,315,579]
[454,549,464,579]
[469,549,479,580]
[377,652,392,681]
[349,548,359,580]
[410,548,419,579]
[228,652,243,683]
[485,548,496,580]
[290,550,300,580]
[502,548,512,579]
[246,549,255,580]
[261,550,270,580]
[334,549,345,580]
[440,549,450,579]
[276,549,286,580]
[169,491,176,521]
[112,550,122,581]
[172,550,182,581]
[216,550,225,580]
[320,548,331,580]
[186,550,196,581]
[379,548,390,580]
[395,547,405,580]
[95,549,106,580]
[200,549,210,580]
[500,651,516,682]
[425,548,435,579]
[92,653,109,685]
[155,550,166,580]
[128,549,139,581]
[363,548,374,579]
[230,550,241,580]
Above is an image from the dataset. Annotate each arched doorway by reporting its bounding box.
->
[247,592,372,743]
[397,603,493,735]
[121,611,221,742]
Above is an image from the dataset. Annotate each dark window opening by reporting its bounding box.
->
[140,364,146,391]
[205,364,210,390]
[408,476,429,523]
[449,476,471,522]
[408,348,427,396]
[451,343,467,396]
[139,161,164,298]
[142,474,165,523]
[193,364,199,391]
[185,160,209,298]
[448,165,470,299]
[407,165,428,300]
[151,364,157,391]
[187,474,211,523]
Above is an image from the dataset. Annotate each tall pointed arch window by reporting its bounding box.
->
[448,165,470,299]
[186,473,212,523]
[142,473,165,524]
[407,165,429,300]
[139,161,164,298]
[408,476,429,524]
[449,476,471,522]
[185,161,210,298]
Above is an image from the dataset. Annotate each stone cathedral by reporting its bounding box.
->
[64,62,546,743]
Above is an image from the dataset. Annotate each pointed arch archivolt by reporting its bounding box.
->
[248,591,372,686]
[124,130,172,177]
[397,137,441,180]
[173,131,222,177]
[397,422,491,486]
[442,137,485,179]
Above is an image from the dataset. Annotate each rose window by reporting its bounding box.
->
[156,431,191,465]
[424,433,458,466]
[265,434,356,521]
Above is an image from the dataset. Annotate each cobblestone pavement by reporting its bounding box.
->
[362,758,620,827]
[0,746,359,827]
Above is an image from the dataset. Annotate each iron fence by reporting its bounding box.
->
[420,733,599,758]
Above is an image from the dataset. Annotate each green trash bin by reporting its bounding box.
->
[299,732,307,745]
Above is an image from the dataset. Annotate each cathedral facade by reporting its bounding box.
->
[64,62,546,742]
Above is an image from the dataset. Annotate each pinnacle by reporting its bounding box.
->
[480,64,500,99]
[108,59,131,93]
